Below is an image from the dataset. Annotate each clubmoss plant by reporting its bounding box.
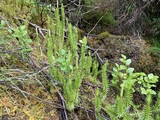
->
[9,25,33,58]
[152,92,160,119]
[46,5,98,111]
[94,61,108,119]
[137,73,158,119]
[104,54,159,119]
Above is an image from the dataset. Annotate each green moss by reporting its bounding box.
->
[97,31,111,39]
[101,12,117,26]
[84,0,94,6]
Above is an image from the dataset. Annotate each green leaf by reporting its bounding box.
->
[57,57,65,63]
[148,73,154,79]
[148,89,156,95]
[1,20,6,27]
[138,81,142,84]
[79,40,83,44]
[22,30,27,36]
[20,25,25,30]
[61,67,67,71]
[121,54,126,59]
[126,59,131,65]
[8,29,13,34]
[25,39,32,43]
[12,33,20,38]
[119,65,126,70]
[120,58,125,63]
[69,65,73,70]
[120,73,127,79]
[115,63,119,67]
[127,68,134,73]
[112,73,116,77]
[61,49,66,55]
[150,85,156,87]
[113,67,118,72]
[61,62,66,65]
[141,87,147,95]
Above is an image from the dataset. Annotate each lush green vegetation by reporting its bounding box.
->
[0,0,160,119]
